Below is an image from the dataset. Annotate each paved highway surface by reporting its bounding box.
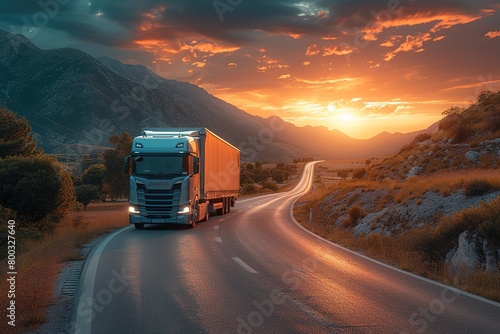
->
[73,162,500,333]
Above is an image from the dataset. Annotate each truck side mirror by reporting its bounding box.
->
[123,156,130,174]
[193,156,200,175]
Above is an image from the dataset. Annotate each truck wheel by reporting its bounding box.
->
[223,197,228,214]
[135,223,144,229]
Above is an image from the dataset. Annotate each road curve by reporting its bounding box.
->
[72,162,500,333]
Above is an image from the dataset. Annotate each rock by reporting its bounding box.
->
[446,231,481,276]
[465,151,481,163]
[483,239,499,273]
[406,166,422,178]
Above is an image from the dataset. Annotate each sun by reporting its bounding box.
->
[339,113,355,122]
[327,102,356,123]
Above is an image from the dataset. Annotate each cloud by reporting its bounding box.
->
[485,30,500,38]
[384,32,432,61]
[323,45,354,56]
[306,44,321,56]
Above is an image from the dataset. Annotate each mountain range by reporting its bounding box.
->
[0,29,438,163]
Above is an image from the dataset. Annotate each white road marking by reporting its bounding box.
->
[74,225,133,333]
[214,225,219,230]
[215,237,222,243]
[232,257,258,274]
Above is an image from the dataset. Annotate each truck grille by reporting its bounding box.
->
[137,187,181,218]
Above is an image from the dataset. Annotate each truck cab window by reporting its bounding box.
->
[133,155,188,177]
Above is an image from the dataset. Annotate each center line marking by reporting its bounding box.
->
[214,225,219,230]
[215,237,222,243]
[232,257,258,274]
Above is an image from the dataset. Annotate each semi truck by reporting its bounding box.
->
[124,128,240,229]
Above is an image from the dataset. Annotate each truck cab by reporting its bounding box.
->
[124,130,206,229]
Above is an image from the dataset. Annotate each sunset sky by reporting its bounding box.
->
[1,0,500,138]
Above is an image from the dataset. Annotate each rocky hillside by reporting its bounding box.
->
[0,29,434,163]
[308,92,500,299]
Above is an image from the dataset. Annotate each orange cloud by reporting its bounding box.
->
[183,42,240,54]
[384,32,432,61]
[380,35,402,47]
[192,62,206,68]
[306,44,321,56]
[362,10,492,41]
[360,9,495,62]
[486,30,500,38]
[323,45,354,56]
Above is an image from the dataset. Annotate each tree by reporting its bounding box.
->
[81,164,108,200]
[0,108,41,158]
[337,170,349,179]
[75,185,101,209]
[352,168,366,179]
[0,155,75,231]
[439,106,479,143]
[103,133,132,199]
[271,169,286,183]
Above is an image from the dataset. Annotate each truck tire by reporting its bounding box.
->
[224,197,229,214]
[135,223,144,229]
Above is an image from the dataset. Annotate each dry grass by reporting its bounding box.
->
[0,202,128,333]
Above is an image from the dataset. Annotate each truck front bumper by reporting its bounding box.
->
[129,213,191,225]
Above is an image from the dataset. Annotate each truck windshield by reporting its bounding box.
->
[133,155,188,177]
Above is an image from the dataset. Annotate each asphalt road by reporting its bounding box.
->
[72,162,500,334]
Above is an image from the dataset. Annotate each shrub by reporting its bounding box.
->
[343,205,366,228]
[412,133,432,144]
[337,170,349,179]
[0,156,75,231]
[352,168,367,179]
[465,180,492,197]
[242,183,257,194]
[261,181,279,192]
[477,197,500,241]
[75,184,101,209]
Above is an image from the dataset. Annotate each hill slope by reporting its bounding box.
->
[302,92,500,300]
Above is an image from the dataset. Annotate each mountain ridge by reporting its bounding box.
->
[0,29,437,163]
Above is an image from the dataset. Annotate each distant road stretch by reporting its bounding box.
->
[73,162,500,333]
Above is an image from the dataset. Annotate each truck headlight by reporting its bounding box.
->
[178,205,190,214]
[129,206,140,214]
